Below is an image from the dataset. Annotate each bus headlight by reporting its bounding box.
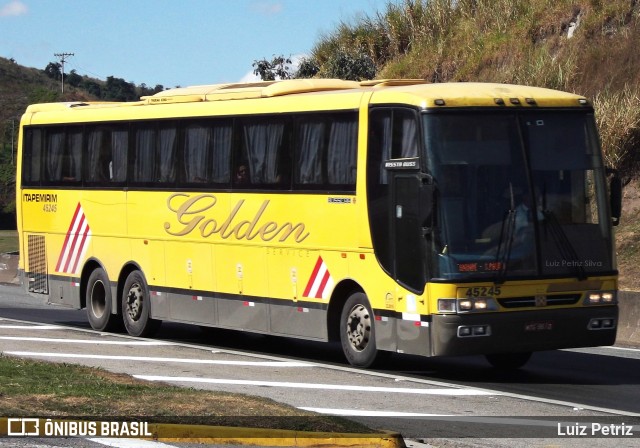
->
[584,291,617,305]
[438,298,498,313]
[457,297,497,313]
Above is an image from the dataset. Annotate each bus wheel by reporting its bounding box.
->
[340,292,379,368]
[86,268,117,332]
[485,352,532,370]
[122,270,161,337]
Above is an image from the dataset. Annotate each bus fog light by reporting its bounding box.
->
[588,318,616,330]
[473,325,487,335]
[457,325,491,337]
[602,319,614,328]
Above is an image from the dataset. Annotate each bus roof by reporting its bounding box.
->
[23,79,589,120]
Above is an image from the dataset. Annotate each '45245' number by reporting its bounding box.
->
[465,286,501,297]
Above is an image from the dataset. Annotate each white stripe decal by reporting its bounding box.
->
[5,352,311,367]
[133,375,497,396]
[0,337,170,345]
[298,407,455,417]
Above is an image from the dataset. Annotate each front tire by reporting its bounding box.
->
[122,270,161,337]
[339,292,380,368]
[86,268,118,332]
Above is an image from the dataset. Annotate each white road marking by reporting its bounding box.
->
[88,438,176,447]
[133,375,497,396]
[5,351,312,367]
[0,336,170,345]
[299,407,455,417]
[0,325,64,329]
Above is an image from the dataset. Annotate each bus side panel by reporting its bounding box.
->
[215,244,269,332]
[164,241,216,323]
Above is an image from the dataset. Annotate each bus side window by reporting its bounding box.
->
[238,116,291,188]
[327,115,357,187]
[63,130,83,182]
[23,128,43,185]
[86,128,110,182]
[86,126,127,184]
[44,129,65,183]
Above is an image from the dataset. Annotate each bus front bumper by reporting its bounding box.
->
[430,306,618,357]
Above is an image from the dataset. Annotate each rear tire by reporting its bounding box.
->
[122,270,161,337]
[339,292,381,368]
[86,268,118,332]
[485,352,532,370]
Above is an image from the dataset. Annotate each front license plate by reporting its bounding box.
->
[524,321,554,332]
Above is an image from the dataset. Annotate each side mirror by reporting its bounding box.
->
[607,168,622,226]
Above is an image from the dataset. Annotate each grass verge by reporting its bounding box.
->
[0,354,368,433]
[0,231,17,254]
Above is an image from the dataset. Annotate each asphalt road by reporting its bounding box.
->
[0,284,638,447]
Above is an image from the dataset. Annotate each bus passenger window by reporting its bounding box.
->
[238,117,290,188]
[183,123,211,183]
[86,127,127,183]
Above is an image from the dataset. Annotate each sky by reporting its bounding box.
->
[0,0,394,89]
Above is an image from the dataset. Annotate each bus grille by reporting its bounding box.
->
[498,294,581,309]
[27,234,48,294]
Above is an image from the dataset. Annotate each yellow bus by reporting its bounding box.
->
[16,79,622,369]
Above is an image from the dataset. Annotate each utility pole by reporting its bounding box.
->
[54,52,74,94]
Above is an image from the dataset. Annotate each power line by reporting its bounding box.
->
[54,52,74,94]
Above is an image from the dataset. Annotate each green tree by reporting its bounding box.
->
[321,49,376,81]
[104,76,137,101]
[67,70,82,87]
[252,55,292,81]
[81,79,102,98]
[295,57,320,79]
[44,62,62,80]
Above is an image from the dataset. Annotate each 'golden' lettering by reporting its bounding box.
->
[164,194,310,243]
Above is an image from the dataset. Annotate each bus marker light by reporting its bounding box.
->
[360,254,365,260]
[341,253,347,258]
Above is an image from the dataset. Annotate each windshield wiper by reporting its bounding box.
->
[540,183,587,280]
[494,184,517,284]
[542,209,587,280]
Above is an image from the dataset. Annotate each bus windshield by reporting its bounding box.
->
[424,111,614,281]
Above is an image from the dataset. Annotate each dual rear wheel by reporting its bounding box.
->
[85,268,160,337]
